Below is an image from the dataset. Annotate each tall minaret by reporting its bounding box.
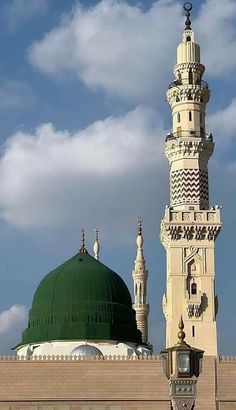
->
[160,3,221,355]
[132,218,149,344]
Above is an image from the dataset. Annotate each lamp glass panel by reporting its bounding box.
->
[178,352,190,374]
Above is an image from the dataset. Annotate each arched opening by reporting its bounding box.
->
[189,111,192,121]
[189,69,193,84]
[177,112,181,123]
[139,283,142,304]
[187,259,198,297]
[187,36,191,42]
[191,282,197,295]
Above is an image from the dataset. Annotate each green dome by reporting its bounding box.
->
[21,251,142,346]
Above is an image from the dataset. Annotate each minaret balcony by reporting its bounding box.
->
[160,207,222,246]
[165,130,213,141]
[168,79,208,90]
[164,206,221,224]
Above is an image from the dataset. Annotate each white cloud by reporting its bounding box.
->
[0,107,166,230]
[0,305,27,334]
[0,81,34,110]
[28,0,236,102]
[0,305,28,354]
[208,98,236,148]
[195,0,236,76]
[5,0,49,31]
[28,0,181,102]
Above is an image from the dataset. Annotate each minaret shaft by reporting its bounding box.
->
[160,19,221,355]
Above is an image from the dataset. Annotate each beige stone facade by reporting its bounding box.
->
[0,356,235,409]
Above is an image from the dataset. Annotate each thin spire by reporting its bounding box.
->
[93,228,100,260]
[79,228,88,253]
[183,2,192,30]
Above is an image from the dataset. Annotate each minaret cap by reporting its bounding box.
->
[183,2,192,30]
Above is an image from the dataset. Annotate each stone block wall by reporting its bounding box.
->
[0,356,235,409]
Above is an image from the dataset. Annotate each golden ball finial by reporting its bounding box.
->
[177,316,186,344]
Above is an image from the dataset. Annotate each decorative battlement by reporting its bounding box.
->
[0,354,161,361]
[219,356,236,362]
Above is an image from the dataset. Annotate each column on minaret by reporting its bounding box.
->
[160,4,221,356]
[132,218,149,344]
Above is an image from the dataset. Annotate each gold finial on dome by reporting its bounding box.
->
[177,316,187,345]
[79,229,88,253]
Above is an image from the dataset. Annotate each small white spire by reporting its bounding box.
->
[93,228,100,260]
[136,217,144,262]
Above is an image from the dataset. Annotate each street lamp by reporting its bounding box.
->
[160,317,204,410]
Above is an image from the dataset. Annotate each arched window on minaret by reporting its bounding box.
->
[189,111,192,121]
[177,112,181,122]
[139,283,142,304]
[191,282,197,295]
[187,259,198,297]
[189,69,193,84]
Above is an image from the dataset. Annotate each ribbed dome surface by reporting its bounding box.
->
[21,252,141,346]
[71,344,103,357]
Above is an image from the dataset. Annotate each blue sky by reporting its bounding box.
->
[0,0,235,355]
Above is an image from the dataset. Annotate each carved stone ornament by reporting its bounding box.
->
[162,223,221,243]
[173,61,205,77]
[187,303,201,318]
[164,139,214,163]
[167,85,210,106]
[171,397,195,410]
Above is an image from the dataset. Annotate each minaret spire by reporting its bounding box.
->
[132,218,149,345]
[183,2,192,30]
[160,3,221,355]
[93,228,100,260]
